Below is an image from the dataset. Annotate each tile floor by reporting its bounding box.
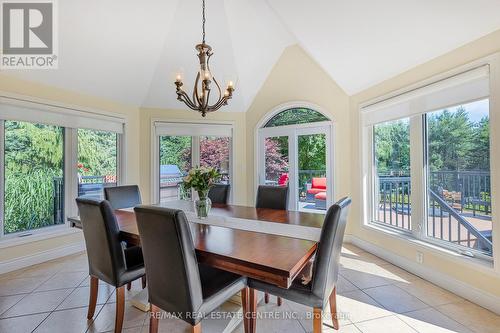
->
[0,244,499,333]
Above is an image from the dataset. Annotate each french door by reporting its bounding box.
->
[153,122,233,204]
[258,122,333,212]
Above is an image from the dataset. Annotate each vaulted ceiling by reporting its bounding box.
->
[4,0,500,112]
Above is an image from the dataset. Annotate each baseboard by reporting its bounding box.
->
[344,235,500,315]
[0,241,85,275]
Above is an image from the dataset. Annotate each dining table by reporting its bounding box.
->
[69,200,325,332]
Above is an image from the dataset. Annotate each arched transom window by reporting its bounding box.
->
[264,108,329,128]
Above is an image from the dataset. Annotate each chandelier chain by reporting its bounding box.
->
[202,0,206,43]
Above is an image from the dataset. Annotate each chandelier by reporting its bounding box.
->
[174,0,234,117]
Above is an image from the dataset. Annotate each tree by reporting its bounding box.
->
[199,137,230,171]
[374,119,410,175]
[265,138,288,181]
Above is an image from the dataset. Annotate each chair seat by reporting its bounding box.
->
[248,259,325,309]
[198,264,247,315]
[307,188,325,195]
[116,246,145,287]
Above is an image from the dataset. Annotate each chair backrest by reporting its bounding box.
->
[134,206,204,316]
[311,197,351,301]
[76,198,127,286]
[104,185,142,209]
[208,184,230,204]
[256,185,288,210]
[312,177,327,189]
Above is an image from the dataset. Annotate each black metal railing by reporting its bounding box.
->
[377,172,492,254]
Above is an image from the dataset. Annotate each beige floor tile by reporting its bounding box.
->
[0,294,25,316]
[355,315,417,333]
[34,305,102,333]
[336,276,359,294]
[0,276,49,296]
[34,271,88,292]
[1,288,73,318]
[395,278,463,307]
[363,285,430,314]
[323,323,362,333]
[336,290,392,323]
[90,301,147,332]
[436,300,500,333]
[13,261,62,278]
[0,312,50,333]
[56,284,115,310]
[398,308,474,333]
[339,268,390,289]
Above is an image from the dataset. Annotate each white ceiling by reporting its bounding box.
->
[3,0,500,111]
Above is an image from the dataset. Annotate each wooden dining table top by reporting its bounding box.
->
[70,204,320,289]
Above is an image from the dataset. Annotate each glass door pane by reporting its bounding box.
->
[159,136,192,202]
[4,121,64,234]
[297,133,326,213]
[263,136,289,186]
[77,129,118,200]
[200,136,230,184]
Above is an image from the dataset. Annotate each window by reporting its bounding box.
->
[362,63,494,258]
[159,135,192,202]
[154,123,233,203]
[3,121,65,234]
[200,136,230,184]
[373,118,411,231]
[264,108,329,127]
[77,129,118,200]
[0,98,125,238]
[425,100,492,256]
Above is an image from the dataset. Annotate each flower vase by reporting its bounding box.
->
[195,190,212,219]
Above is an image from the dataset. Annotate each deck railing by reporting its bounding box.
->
[377,172,492,254]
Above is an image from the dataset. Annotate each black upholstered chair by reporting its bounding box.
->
[256,185,288,210]
[256,185,289,305]
[248,197,351,333]
[76,198,146,333]
[104,185,142,209]
[134,206,250,333]
[104,185,144,291]
[208,184,230,204]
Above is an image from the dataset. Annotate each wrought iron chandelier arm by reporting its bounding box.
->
[176,89,199,110]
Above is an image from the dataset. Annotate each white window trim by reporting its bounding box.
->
[254,102,336,211]
[0,92,127,242]
[151,119,236,205]
[359,54,500,271]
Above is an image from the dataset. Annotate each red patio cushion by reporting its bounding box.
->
[315,192,327,200]
[307,188,325,195]
[311,177,327,190]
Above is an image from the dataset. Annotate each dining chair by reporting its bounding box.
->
[104,185,144,291]
[76,198,146,333]
[247,197,351,333]
[255,185,288,210]
[256,184,288,305]
[104,185,142,209]
[134,205,250,333]
[208,184,231,204]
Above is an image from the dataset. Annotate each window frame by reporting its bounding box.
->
[0,93,126,241]
[151,120,235,205]
[360,54,500,266]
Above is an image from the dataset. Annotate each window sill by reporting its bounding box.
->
[361,222,497,277]
[0,226,81,249]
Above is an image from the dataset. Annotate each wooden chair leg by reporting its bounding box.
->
[149,304,160,333]
[142,276,147,289]
[87,276,99,319]
[264,292,269,303]
[329,286,339,330]
[248,288,257,333]
[191,323,201,333]
[313,308,322,333]
[115,286,125,333]
[127,282,131,291]
[241,288,250,333]
[277,296,282,306]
